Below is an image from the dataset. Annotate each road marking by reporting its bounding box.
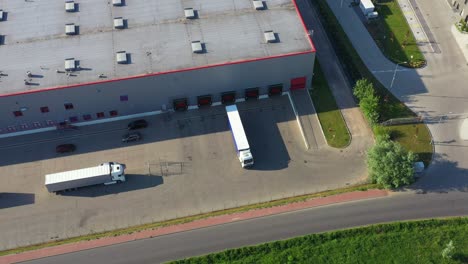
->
[371,69,410,73]
[286,91,310,150]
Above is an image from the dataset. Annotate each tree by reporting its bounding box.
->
[442,240,455,260]
[353,79,374,100]
[366,139,416,189]
[353,79,380,125]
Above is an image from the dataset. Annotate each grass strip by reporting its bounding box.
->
[171,218,468,264]
[367,0,426,68]
[0,183,381,256]
[310,61,351,148]
[311,0,432,165]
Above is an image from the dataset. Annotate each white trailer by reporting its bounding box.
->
[45,162,126,193]
[359,0,375,15]
[226,105,254,168]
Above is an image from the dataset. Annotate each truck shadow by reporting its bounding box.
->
[240,99,291,171]
[0,193,35,209]
[59,174,163,197]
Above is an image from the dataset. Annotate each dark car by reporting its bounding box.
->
[122,132,142,143]
[127,119,148,130]
[56,144,76,153]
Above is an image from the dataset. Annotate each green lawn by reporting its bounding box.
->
[367,0,425,68]
[171,218,468,264]
[375,124,432,166]
[310,61,351,148]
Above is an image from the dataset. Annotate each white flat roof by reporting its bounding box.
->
[360,0,375,9]
[0,0,313,95]
[226,104,250,151]
[45,165,110,185]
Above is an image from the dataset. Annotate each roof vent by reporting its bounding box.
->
[65,1,76,12]
[112,0,123,6]
[65,23,77,35]
[114,17,125,29]
[253,1,265,10]
[116,51,128,64]
[191,41,203,53]
[64,58,76,71]
[264,30,277,43]
[184,8,196,19]
[0,10,4,21]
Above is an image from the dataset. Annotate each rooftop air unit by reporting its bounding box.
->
[264,30,277,43]
[65,23,77,35]
[184,8,196,19]
[252,1,265,10]
[116,51,128,64]
[191,41,203,53]
[65,1,76,12]
[112,0,123,6]
[0,9,4,21]
[114,17,125,29]
[64,58,76,71]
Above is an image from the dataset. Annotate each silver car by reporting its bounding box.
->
[122,132,142,143]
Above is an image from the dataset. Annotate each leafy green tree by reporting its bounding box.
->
[366,139,416,189]
[359,92,380,125]
[353,79,380,125]
[353,79,374,100]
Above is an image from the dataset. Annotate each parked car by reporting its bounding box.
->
[122,132,142,143]
[127,119,148,130]
[56,144,76,153]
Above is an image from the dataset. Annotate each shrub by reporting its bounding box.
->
[366,139,416,188]
[353,79,381,125]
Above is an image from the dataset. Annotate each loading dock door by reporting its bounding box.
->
[197,95,212,107]
[222,92,236,105]
[290,77,307,90]
[173,98,188,111]
[245,88,259,100]
[268,84,283,96]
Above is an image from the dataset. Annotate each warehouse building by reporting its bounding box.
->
[0,0,315,135]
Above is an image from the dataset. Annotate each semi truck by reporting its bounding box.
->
[45,162,126,193]
[226,105,254,168]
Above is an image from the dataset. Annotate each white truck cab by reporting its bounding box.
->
[103,162,126,184]
[239,150,254,168]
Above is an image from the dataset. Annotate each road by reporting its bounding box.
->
[22,191,468,264]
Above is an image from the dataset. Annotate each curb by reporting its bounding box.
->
[0,189,388,264]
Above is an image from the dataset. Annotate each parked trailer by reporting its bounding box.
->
[226,105,254,168]
[359,0,375,15]
[45,162,126,193]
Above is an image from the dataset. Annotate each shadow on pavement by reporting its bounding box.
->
[0,193,35,209]
[241,101,291,171]
[59,174,163,197]
[408,152,468,193]
[0,96,293,171]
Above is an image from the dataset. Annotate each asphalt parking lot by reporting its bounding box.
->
[0,95,367,250]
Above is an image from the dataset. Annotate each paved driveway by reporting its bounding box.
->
[0,95,368,250]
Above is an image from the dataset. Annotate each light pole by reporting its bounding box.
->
[389,61,406,89]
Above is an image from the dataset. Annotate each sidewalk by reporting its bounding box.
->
[0,189,388,264]
[290,89,327,150]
